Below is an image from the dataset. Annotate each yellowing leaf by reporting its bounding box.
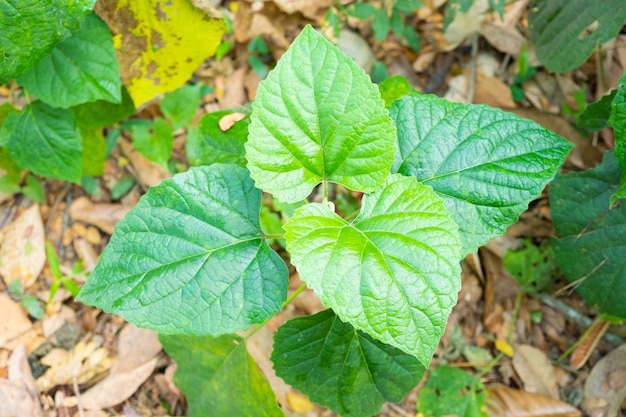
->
[95,0,226,107]
[495,339,514,357]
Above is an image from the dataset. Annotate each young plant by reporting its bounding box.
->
[77,25,572,417]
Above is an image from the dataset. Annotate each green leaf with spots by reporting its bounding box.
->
[284,174,462,364]
[418,365,487,417]
[0,101,82,183]
[0,0,95,83]
[160,333,283,417]
[77,164,289,335]
[390,94,572,255]
[246,25,396,203]
[17,12,121,108]
[131,118,173,168]
[272,309,426,417]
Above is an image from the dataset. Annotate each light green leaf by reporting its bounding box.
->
[0,0,95,83]
[160,84,203,130]
[77,164,288,335]
[272,309,426,417]
[17,13,120,108]
[0,101,82,183]
[551,152,626,319]
[73,86,135,128]
[529,0,626,73]
[246,25,396,203]
[418,365,487,417]
[131,118,173,168]
[378,75,416,107]
[160,333,283,417]
[80,126,105,177]
[284,174,462,364]
[187,110,249,167]
[390,94,572,255]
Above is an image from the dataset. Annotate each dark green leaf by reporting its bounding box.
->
[609,72,626,181]
[390,9,405,38]
[578,90,616,133]
[551,152,626,319]
[77,164,289,335]
[272,309,426,417]
[372,9,390,42]
[0,101,82,183]
[502,239,556,294]
[284,174,462,364]
[131,118,173,167]
[72,86,136,128]
[160,84,203,130]
[349,2,378,19]
[160,333,283,417]
[418,365,487,417]
[0,0,95,83]
[390,94,573,254]
[402,26,421,53]
[488,0,505,19]
[394,0,422,13]
[187,110,249,167]
[246,25,396,203]
[529,0,626,73]
[17,13,120,108]
[110,177,136,200]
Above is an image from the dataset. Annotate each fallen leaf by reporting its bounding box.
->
[0,293,32,349]
[80,357,158,410]
[95,0,226,107]
[0,204,45,289]
[118,138,171,188]
[286,391,314,413]
[0,380,43,417]
[443,0,489,50]
[479,21,525,57]
[583,344,626,417]
[474,72,516,108]
[570,319,610,370]
[111,324,161,374]
[512,344,559,399]
[69,197,131,235]
[485,386,581,417]
[219,67,247,109]
[271,0,334,19]
[218,112,247,132]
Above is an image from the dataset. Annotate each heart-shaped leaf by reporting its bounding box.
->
[246,25,396,203]
[272,309,426,417]
[391,94,572,254]
[77,164,288,335]
[284,174,462,364]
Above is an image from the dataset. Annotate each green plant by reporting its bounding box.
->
[46,241,82,304]
[77,25,571,416]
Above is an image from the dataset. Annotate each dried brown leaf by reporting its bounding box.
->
[512,344,559,398]
[118,138,171,188]
[271,0,334,19]
[485,386,581,417]
[583,344,626,417]
[0,293,32,350]
[69,197,131,236]
[111,324,161,374]
[570,319,609,370]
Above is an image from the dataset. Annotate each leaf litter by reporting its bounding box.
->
[0,0,625,416]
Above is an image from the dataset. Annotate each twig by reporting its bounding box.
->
[466,33,480,104]
[44,182,71,232]
[72,375,86,417]
[532,292,623,346]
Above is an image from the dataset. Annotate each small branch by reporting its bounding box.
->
[466,33,479,104]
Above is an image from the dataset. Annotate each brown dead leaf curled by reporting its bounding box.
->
[583,344,626,417]
[512,344,559,399]
[479,21,525,57]
[485,386,581,417]
[69,197,131,236]
[0,204,45,289]
[570,319,609,370]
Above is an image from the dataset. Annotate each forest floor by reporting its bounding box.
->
[1,1,626,417]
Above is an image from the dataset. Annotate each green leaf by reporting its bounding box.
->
[187,111,249,167]
[160,333,283,417]
[77,164,289,335]
[17,13,120,108]
[372,9,391,42]
[0,0,95,83]
[551,151,626,319]
[402,26,421,53]
[578,90,616,133]
[418,365,487,417]
[272,309,426,417]
[246,25,396,203]
[378,75,416,107]
[349,2,377,19]
[284,174,462,364]
[80,127,106,177]
[0,101,82,183]
[22,174,44,203]
[20,295,44,320]
[72,86,136,128]
[488,0,505,19]
[110,177,136,200]
[160,84,203,130]
[529,0,626,73]
[131,118,173,167]
[390,94,573,255]
[502,239,556,295]
[609,72,626,180]
[394,0,422,13]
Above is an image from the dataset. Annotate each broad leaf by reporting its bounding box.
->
[578,90,616,133]
[0,101,82,183]
[246,25,396,203]
[0,0,94,83]
[529,0,626,73]
[160,84,203,130]
[131,118,173,167]
[418,365,487,417]
[17,13,121,108]
[95,0,226,107]
[77,164,289,335]
[390,94,572,255]
[160,333,283,417]
[284,174,462,364]
[272,309,426,417]
[73,86,136,128]
[609,71,626,195]
[378,75,416,107]
[187,110,249,167]
[551,152,626,319]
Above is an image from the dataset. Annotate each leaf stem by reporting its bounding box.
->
[263,233,284,239]
[282,283,307,309]
[321,178,328,203]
